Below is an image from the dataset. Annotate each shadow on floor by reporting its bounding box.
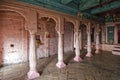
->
[37,54,57,75]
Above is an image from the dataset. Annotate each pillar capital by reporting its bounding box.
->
[74,20,80,32]
[95,24,100,34]
[86,22,91,34]
[29,30,36,35]
[56,16,64,34]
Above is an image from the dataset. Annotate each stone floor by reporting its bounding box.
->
[0,50,120,80]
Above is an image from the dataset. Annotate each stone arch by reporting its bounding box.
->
[0,9,27,30]
[0,10,28,65]
[64,18,76,31]
[64,21,74,52]
[36,16,58,58]
[38,14,58,32]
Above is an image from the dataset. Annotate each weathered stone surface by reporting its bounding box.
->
[0,51,120,80]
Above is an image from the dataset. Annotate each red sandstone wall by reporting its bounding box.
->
[0,11,28,65]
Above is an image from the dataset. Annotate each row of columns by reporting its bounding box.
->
[86,23,101,57]
[27,21,101,79]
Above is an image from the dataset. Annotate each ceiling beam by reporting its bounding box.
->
[18,0,78,15]
[79,0,106,11]
[18,0,105,22]
[61,0,73,4]
[82,12,105,23]
[91,0,120,14]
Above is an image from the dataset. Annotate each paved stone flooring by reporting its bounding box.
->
[0,51,120,80]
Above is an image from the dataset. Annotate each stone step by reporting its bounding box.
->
[114,47,120,48]
[113,47,120,51]
[112,50,120,55]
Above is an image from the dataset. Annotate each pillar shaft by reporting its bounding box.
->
[86,23,92,57]
[56,33,66,68]
[74,32,76,48]
[58,33,63,61]
[28,33,39,79]
[87,33,92,52]
[74,32,82,62]
[95,33,100,53]
[95,24,100,54]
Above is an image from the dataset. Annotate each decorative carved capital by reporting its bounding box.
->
[77,12,83,21]
[56,16,64,34]
[87,22,91,34]
[29,30,36,35]
[74,20,80,32]
[96,24,100,34]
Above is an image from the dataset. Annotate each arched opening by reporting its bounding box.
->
[37,17,57,58]
[64,22,74,52]
[81,24,87,49]
[0,10,28,65]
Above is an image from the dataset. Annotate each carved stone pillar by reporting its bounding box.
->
[56,17,66,68]
[95,24,100,54]
[74,31,82,62]
[86,22,92,57]
[56,32,66,68]
[74,21,82,62]
[27,32,39,79]
[74,32,76,49]
[79,31,82,50]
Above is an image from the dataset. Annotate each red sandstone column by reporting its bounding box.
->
[74,31,82,62]
[73,20,82,62]
[74,32,76,49]
[56,32,66,68]
[27,32,39,79]
[86,22,92,57]
[95,24,100,54]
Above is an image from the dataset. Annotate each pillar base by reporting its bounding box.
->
[56,61,66,68]
[95,49,99,54]
[27,70,40,79]
[86,53,92,57]
[74,56,82,62]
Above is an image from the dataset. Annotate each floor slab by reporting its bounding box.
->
[0,51,120,80]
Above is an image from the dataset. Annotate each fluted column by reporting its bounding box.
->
[95,24,100,54]
[27,32,39,79]
[56,32,66,68]
[86,22,92,57]
[74,31,82,62]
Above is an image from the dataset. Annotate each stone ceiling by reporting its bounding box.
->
[18,0,120,23]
